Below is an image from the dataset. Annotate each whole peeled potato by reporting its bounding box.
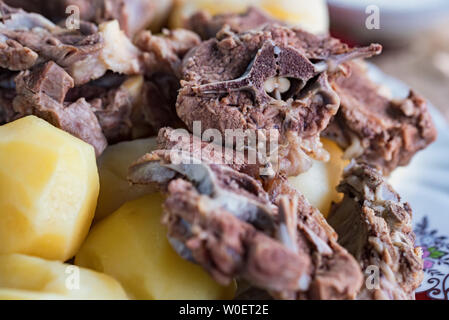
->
[76,194,236,300]
[0,116,99,261]
[0,254,128,300]
[169,0,329,34]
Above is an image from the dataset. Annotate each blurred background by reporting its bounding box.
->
[327,0,449,124]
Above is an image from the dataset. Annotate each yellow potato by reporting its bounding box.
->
[0,116,99,261]
[76,194,236,300]
[289,139,349,218]
[0,254,128,300]
[95,137,158,221]
[170,0,329,35]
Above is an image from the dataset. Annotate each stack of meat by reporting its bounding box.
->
[0,1,437,300]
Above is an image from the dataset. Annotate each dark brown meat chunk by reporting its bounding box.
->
[177,24,381,177]
[324,61,437,174]
[127,128,363,300]
[13,61,107,155]
[186,7,280,40]
[328,163,424,300]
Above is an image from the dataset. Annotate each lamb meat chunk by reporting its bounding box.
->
[177,25,381,177]
[324,61,437,174]
[69,73,146,143]
[133,28,201,131]
[141,73,186,132]
[13,61,107,155]
[328,162,424,300]
[128,128,363,299]
[0,38,38,71]
[164,178,311,291]
[0,2,142,85]
[4,0,163,37]
[0,69,17,123]
[128,146,311,293]
[67,72,183,143]
[186,7,281,40]
[266,177,363,300]
[153,127,264,178]
[136,28,201,78]
[0,1,104,74]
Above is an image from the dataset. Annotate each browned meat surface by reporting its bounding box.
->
[186,7,280,40]
[127,128,363,300]
[324,62,437,174]
[328,163,424,300]
[177,24,381,177]
[13,61,107,155]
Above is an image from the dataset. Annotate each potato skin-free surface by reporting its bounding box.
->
[95,137,157,221]
[0,116,99,261]
[289,138,349,218]
[170,0,329,34]
[0,254,128,300]
[76,194,236,300]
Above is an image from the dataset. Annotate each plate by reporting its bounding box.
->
[369,64,449,300]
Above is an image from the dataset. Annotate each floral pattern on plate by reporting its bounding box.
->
[368,64,449,300]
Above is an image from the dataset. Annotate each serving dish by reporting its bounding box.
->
[370,65,449,300]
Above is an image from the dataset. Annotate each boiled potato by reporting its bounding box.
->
[0,116,99,261]
[76,194,236,300]
[0,254,128,300]
[95,137,157,221]
[289,139,349,218]
[170,0,329,35]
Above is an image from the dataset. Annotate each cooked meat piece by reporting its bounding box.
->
[328,163,424,300]
[153,127,269,179]
[0,69,17,123]
[186,7,280,40]
[141,74,186,132]
[67,73,183,142]
[0,88,15,123]
[135,28,201,131]
[13,61,107,155]
[69,73,148,143]
[177,24,381,177]
[0,2,104,76]
[4,0,172,37]
[127,128,363,299]
[324,61,437,174]
[0,39,38,71]
[90,86,134,143]
[0,2,142,85]
[136,28,201,78]
[266,177,363,300]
